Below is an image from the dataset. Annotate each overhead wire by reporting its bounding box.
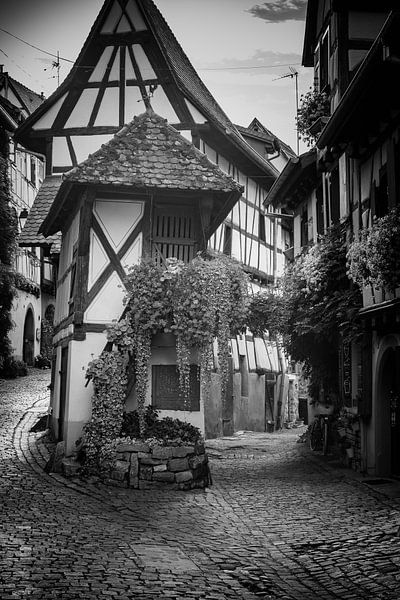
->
[0,27,302,72]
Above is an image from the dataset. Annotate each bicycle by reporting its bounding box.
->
[309,414,330,455]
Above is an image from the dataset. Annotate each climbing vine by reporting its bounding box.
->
[0,129,17,374]
[83,253,249,469]
[84,350,129,473]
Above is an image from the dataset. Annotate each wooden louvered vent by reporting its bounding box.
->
[152,207,197,265]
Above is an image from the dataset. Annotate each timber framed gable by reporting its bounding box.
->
[43,110,243,346]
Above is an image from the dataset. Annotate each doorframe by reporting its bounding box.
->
[58,346,69,441]
[374,334,400,476]
[23,306,35,366]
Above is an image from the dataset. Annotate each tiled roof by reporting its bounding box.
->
[247,118,296,158]
[64,111,244,193]
[141,0,278,177]
[235,124,277,154]
[14,0,277,180]
[9,76,44,115]
[19,177,62,248]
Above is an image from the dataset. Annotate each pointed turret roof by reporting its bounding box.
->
[64,111,243,193]
[39,112,243,237]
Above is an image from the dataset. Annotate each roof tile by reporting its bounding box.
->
[64,111,243,193]
[19,176,62,249]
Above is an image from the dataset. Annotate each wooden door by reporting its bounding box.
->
[23,308,35,366]
[391,348,400,476]
[58,347,69,441]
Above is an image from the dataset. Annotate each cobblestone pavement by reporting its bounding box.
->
[1,369,400,600]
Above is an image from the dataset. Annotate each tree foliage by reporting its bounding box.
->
[0,129,17,373]
[247,225,362,398]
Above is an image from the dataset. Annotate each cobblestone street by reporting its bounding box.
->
[1,369,400,600]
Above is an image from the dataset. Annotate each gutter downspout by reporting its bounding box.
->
[275,340,287,430]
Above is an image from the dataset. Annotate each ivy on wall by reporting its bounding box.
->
[83,253,249,471]
[0,130,17,373]
[14,273,40,298]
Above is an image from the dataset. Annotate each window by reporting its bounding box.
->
[316,185,324,235]
[319,31,329,91]
[329,168,340,224]
[258,213,266,242]
[152,364,200,410]
[30,156,36,186]
[240,355,248,397]
[223,224,232,256]
[315,29,329,92]
[374,167,389,218]
[152,206,197,265]
[300,206,308,248]
[68,244,77,315]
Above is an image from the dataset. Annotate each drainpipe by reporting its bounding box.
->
[272,218,278,285]
[275,340,287,430]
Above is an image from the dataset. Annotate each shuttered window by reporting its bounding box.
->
[152,207,197,265]
[152,364,200,411]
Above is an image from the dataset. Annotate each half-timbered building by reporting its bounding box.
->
[16,0,291,452]
[0,67,56,366]
[270,0,400,476]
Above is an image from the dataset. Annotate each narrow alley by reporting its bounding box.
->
[1,370,400,600]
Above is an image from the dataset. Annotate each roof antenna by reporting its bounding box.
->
[44,50,60,87]
[273,66,299,154]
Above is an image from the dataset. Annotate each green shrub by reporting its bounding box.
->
[121,407,203,446]
[1,358,28,379]
[34,354,51,369]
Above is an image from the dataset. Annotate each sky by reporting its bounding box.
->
[0,0,313,154]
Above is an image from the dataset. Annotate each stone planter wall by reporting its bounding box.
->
[106,442,210,491]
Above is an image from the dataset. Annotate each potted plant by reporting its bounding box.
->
[296,88,330,147]
[347,206,400,293]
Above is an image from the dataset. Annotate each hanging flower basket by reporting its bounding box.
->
[296,88,330,147]
[347,206,400,292]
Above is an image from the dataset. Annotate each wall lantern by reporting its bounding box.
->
[19,208,29,231]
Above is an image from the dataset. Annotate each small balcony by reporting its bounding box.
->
[15,248,40,286]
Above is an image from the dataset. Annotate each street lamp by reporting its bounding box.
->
[19,208,29,231]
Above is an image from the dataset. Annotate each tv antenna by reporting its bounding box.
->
[273,66,299,154]
[44,50,60,87]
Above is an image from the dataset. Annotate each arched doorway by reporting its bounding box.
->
[23,308,35,366]
[378,348,400,476]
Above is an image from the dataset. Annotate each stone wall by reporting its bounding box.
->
[105,442,210,491]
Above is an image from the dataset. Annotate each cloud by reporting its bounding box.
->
[247,0,307,23]
[197,49,302,75]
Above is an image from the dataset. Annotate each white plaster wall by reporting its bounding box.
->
[63,332,108,454]
[9,291,41,361]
